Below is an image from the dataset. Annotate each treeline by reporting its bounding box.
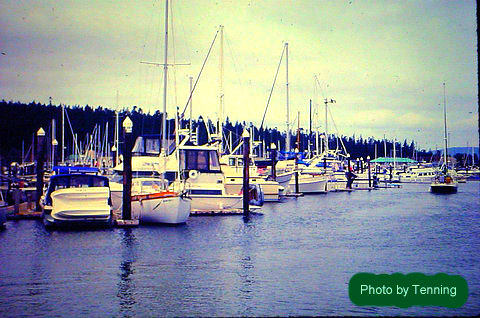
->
[0,99,434,164]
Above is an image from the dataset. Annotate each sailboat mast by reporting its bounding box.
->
[189,76,193,139]
[285,42,290,153]
[219,25,224,153]
[384,134,387,157]
[443,82,448,169]
[162,0,169,155]
[61,104,65,163]
[325,99,328,152]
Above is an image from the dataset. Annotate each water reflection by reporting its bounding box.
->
[237,221,257,316]
[117,229,137,318]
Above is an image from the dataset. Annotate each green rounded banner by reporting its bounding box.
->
[349,273,468,308]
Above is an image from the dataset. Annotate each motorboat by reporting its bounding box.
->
[397,165,437,183]
[220,154,284,202]
[42,173,112,227]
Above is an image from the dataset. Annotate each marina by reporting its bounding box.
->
[0,183,479,316]
[0,0,478,316]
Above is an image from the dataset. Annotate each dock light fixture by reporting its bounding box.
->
[37,127,45,137]
[122,116,133,133]
[111,145,117,152]
[271,143,277,150]
[52,139,58,146]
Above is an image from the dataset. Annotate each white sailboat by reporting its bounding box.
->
[114,0,191,224]
[431,83,458,194]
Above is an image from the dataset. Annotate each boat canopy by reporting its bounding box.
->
[370,157,417,164]
[52,166,99,175]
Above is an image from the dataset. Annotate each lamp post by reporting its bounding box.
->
[122,116,133,221]
[270,143,277,180]
[35,128,46,211]
[52,138,58,168]
[367,155,371,189]
[111,145,117,167]
[294,147,299,194]
[242,129,250,219]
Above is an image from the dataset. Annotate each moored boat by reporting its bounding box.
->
[42,173,112,227]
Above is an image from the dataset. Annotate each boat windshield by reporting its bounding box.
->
[180,149,222,173]
[132,136,161,155]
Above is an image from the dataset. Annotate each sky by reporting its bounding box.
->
[0,0,477,151]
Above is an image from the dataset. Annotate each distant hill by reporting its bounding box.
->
[435,147,479,156]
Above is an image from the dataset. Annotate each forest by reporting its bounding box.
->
[0,99,442,166]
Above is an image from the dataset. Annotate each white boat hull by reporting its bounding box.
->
[289,175,328,194]
[133,193,190,224]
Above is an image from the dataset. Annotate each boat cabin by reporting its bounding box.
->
[44,174,110,206]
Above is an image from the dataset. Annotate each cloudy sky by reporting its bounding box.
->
[0,0,477,150]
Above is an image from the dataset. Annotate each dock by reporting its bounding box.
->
[1,202,42,220]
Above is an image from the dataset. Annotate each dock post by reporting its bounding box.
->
[360,157,364,174]
[122,117,133,221]
[389,165,393,181]
[111,145,117,167]
[270,143,277,180]
[13,182,20,214]
[242,129,250,219]
[295,148,299,194]
[346,154,352,189]
[367,155,371,189]
[35,128,46,212]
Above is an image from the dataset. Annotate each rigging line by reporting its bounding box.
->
[225,31,251,115]
[180,29,219,117]
[314,75,327,100]
[170,0,178,110]
[63,108,80,159]
[328,105,348,154]
[150,3,163,110]
[139,0,157,108]
[174,0,192,66]
[260,44,286,130]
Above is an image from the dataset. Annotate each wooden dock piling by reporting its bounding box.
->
[242,129,250,220]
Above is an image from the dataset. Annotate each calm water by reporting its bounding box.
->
[1,182,479,317]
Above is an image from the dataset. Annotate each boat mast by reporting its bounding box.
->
[162,0,169,156]
[393,138,396,171]
[285,42,290,153]
[61,104,65,163]
[219,25,224,153]
[384,134,387,157]
[189,76,193,140]
[443,82,448,170]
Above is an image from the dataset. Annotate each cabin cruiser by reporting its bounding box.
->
[42,172,112,227]
[397,165,437,183]
[275,158,328,194]
[220,154,285,202]
[112,134,263,213]
[171,145,263,211]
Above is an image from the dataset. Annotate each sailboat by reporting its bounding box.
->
[431,83,458,194]
[112,0,191,224]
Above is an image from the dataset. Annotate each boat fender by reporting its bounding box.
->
[188,170,199,180]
